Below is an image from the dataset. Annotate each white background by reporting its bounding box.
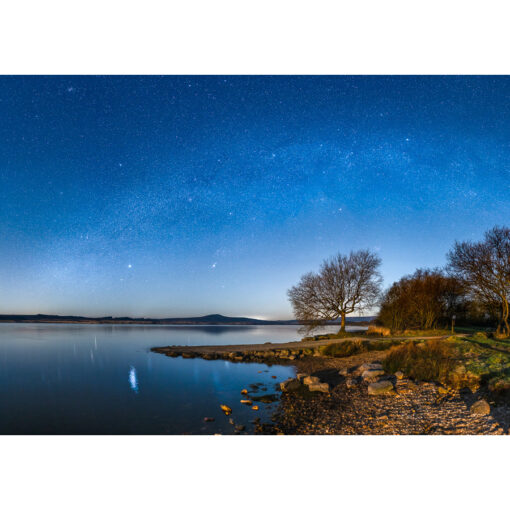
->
[1,1,510,509]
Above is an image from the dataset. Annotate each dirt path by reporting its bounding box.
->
[151,334,455,358]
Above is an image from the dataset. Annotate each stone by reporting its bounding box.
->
[362,369,385,381]
[303,376,320,386]
[395,371,404,380]
[280,378,301,392]
[240,399,253,405]
[235,425,245,432]
[359,362,383,372]
[470,399,490,416]
[251,405,259,411]
[308,382,330,393]
[296,373,308,382]
[241,389,248,395]
[368,380,395,395]
[345,378,358,388]
[220,404,232,415]
[203,417,215,422]
[338,367,349,376]
[182,352,196,359]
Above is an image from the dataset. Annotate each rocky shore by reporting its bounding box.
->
[152,339,510,435]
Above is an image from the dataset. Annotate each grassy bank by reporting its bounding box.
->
[317,332,510,395]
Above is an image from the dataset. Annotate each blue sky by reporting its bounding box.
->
[0,76,509,318]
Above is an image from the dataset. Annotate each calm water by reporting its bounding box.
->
[0,323,353,434]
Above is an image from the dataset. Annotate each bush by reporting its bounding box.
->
[383,339,459,384]
[320,338,402,358]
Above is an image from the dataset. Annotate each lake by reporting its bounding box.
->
[0,323,357,434]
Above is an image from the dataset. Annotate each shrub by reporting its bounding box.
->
[320,338,402,358]
[382,339,459,385]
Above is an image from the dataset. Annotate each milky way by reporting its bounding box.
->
[0,76,509,318]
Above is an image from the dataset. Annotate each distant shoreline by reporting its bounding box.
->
[0,313,373,327]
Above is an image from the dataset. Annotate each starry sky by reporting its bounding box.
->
[0,76,509,319]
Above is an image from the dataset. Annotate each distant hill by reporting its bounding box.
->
[0,313,375,326]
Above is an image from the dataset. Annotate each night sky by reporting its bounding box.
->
[1,76,509,319]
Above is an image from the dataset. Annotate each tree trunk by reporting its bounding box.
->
[340,312,346,332]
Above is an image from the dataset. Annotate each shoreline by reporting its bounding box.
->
[151,335,510,435]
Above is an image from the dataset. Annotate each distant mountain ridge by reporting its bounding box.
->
[0,313,374,326]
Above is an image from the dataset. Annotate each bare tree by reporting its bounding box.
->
[447,226,510,337]
[288,250,382,332]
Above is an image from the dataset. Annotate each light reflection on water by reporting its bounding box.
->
[0,323,355,434]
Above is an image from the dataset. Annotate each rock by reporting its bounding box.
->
[438,386,449,395]
[203,417,215,422]
[303,376,320,386]
[359,362,383,372]
[182,352,196,359]
[368,380,395,395]
[338,367,349,376]
[251,405,259,410]
[280,378,301,392]
[235,425,245,432]
[296,373,308,382]
[241,389,248,395]
[240,399,253,405]
[308,382,330,393]
[345,378,358,388]
[395,371,404,380]
[271,375,277,379]
[165,351,178,357]
[470,399,490,416]
[362,369,385,381]
[233,356,244,361]
[220,404,232,415]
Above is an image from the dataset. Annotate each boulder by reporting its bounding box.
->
[395,371,404,380]
[359,362,383,372]
[470,399,490,416]
[241,389,248,395]
[220,404,232,415]
[338,367,349,376]
[368,380,395,395]
[308,382,330,393]
[362,369,385,381]
[303,376,321,386]
[280,378,301,392]
[296,373,308,382]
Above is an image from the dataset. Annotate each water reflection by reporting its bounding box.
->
[0,323,347,433]
[129,366,139,393]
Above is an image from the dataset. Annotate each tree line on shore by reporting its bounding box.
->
[288,226,510,338]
